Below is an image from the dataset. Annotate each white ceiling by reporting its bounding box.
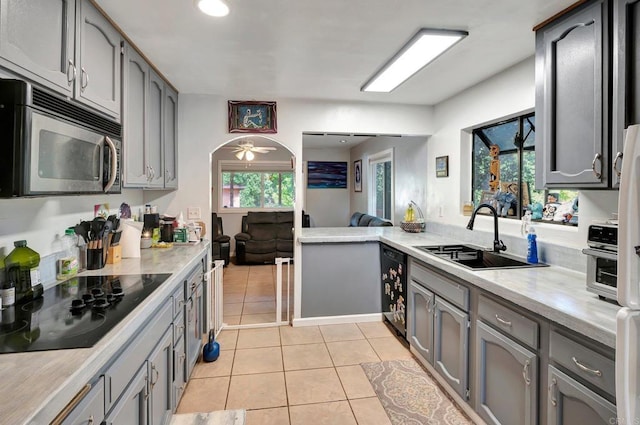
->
[95,0,575,106]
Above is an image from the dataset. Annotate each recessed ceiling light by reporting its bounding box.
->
[362,28,468,93]
[196,0,229,17]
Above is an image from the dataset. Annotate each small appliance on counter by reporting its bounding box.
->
[582,223,617,302]
[143,213,160,244]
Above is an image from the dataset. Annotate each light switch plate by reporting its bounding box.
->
[187,207,201,220]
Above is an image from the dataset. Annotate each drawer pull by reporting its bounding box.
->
[522,360,531,385]
[592,153,602,179]
[613,152,623,178]
[572,356,602,376]
[495,314,512,327]
[549,378,558,406]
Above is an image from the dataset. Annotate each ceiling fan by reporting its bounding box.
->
[223,140,276,161]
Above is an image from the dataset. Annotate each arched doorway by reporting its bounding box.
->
[210,135,296,330]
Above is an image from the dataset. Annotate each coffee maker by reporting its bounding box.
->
[143,213,160,244]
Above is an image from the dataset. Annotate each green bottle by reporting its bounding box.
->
[5,240,43,304]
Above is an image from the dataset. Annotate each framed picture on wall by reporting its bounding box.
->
[354,159,362,192]
[436,155,449,177]
[307,161,348,188]
[228,100,277,133]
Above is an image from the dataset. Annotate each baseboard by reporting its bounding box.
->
[410,346,487,425]
[292,313,382,327]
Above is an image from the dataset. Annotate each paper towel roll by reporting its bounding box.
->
[121,219,143,258]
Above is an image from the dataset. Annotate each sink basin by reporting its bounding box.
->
[415,244,548,270]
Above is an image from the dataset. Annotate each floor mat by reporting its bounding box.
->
[361,359,472,425]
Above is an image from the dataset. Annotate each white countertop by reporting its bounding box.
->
[0,242,210,425]
[299,227,620,349]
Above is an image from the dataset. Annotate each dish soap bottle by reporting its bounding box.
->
[5,240,43,303]
[526,227,538,264]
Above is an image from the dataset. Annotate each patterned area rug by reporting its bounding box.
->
[361,359,472,425]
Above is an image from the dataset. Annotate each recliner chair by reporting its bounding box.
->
[211,213,230,266]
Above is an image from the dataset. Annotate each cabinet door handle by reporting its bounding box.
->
[150,363,159,387]
[572,356,602,376]
[613,152,623,178]
[495,314,512,327]
[67,60,76,85]
[80,67,89,91]
[592,153,602,179]
[549,377,558,406]
[87,415,94,425]
[144,375,150,400]
[522,360,531,385]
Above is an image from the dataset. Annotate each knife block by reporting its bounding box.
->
[107,245,122,264]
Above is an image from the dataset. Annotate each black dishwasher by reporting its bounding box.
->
[380,244,407,338]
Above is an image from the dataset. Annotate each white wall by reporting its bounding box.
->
[350,136,428,224]
[302,148,351,227]
[427,57,618,249]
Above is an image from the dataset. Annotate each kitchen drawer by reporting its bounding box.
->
[478,295,539,349]
[549,330,615,397]
[409,258,469,311]
[59,377,105,425]
[104,302,172,412]
[172,284,185,319]
[174,310,185,347]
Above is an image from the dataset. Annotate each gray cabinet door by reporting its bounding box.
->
[0,0,75,95]
[433,296,469,399]
[613,0,640,187]
[475,321,537,425]
[76,0,121,119]
[164,87,178,189]
[61,377,105,425]
[173,335,186,410]
[149,327,173,425]
[536,0,609,188]
[104,363,148,425]
[547,365,616,425]
[122,43,149,187]
[147,70,165,188]
[407,280,434,365]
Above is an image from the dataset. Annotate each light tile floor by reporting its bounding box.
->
[177,322,410,425]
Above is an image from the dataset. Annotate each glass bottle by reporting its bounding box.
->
[5,240,43,303]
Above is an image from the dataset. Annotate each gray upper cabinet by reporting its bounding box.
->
[0,0,121,120]
[613,0,640,187]
[75,0,121,119]
[475,321,538,425]
[164,87,179,189]
[547,365,616,425]
[535,0,609,189]
[122,42,178,189]
[0,0,75,95]
[123,43,150,187]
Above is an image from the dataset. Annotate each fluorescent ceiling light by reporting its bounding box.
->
[196,0,229,17]
[362,28,468,93]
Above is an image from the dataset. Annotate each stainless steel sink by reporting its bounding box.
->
[415,244,548,270]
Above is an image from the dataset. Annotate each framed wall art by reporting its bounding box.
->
[354,159,362,192]
[307,161,348,189]
[436,155,449,177]
[228,100,277,133]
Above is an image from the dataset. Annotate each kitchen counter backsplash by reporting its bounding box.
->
[424,222,586,272]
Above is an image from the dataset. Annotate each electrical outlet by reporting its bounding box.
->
[187,207,201,220]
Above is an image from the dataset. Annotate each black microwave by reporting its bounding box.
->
[0,79,121,197]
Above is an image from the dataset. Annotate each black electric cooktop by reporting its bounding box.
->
[0,273,171,354]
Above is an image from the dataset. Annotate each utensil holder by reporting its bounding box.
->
[87,248,104,270]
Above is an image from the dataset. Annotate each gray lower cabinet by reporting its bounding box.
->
[535,0,609,188]
[186,281,204,379]
[475,321,538,425]
[173,335,187,409]
[61,377,105,425]
[104,363,148,425]
[149,327,173,425]
[547,365,616,425]
[433,296,469,399]
[407,280,434,364]
[0,0,75,95]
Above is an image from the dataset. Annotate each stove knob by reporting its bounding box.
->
[91,288,105,298]
[112,287,124,297]
[71,299,85,309]
[82,294,95,304]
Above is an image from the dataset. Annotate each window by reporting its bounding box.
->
[471,113,578,224]
[369,149,393,220]
[220,162,294,209]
